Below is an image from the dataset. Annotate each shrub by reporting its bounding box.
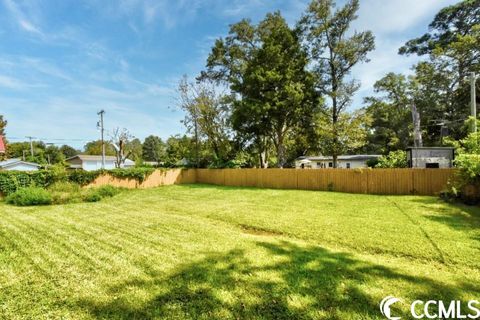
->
[68,170,103,186]
[48,181,81,193]
[109,167,155,183]
[48,182,83,204]
[95,185,120,198]
[6,187,52,206]
[82,190,102,202]
[376,150,408,168]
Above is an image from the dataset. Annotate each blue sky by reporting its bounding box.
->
[0,0,458,149]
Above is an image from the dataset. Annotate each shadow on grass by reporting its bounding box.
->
[409,197,480,232]
[77,241,480,319]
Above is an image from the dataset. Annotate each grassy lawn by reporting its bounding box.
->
[1,184,480,319]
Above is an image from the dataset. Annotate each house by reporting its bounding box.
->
[406,147,455,168]
[0,158,40,171]
[295,155,381,169]
[66,155,135,171]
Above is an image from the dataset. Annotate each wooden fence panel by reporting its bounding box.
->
[367,169,413,195]
[413,169,455,195]
[297,169,321,190]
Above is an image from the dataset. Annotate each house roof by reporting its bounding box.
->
[406,147,455,150]
[0,158,40,169]
[0,135,5,153]
[297,155,381,161]
[66,155,134,164]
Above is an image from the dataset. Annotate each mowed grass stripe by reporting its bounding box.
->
[0,213,112,273]
[118,187,452,266]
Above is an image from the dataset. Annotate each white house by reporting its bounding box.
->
[295,155,381,169]
[0,159,41,171]
[66,155,135,171]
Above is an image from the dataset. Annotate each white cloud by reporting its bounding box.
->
[2,0,44,36]
[353,0,458,35]
[0,75,26,89]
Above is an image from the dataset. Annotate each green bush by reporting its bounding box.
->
[48,182,83,204]
[376,150,408,168]
[68,170,103,186]
[48,181,81,193]
[5,187,52,206]
[109,167,155,183]
[82,190,102,202]
[95,185,120,198]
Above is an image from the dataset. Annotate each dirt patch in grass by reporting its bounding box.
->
[239,224,284,236]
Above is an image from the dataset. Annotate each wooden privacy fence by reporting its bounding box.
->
[89,168,456,196]
[195,168,456,196]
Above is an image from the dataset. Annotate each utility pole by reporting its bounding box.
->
[25,136,35,157]
[97,110,106,169]
[470,72,477,133]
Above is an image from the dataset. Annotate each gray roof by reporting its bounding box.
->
[297,155,381,161]
[0,158,41,168]
[66,155,134,164]
[406,147,455,150]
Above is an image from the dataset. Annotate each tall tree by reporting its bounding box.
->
[59,145,79,158]
[127,138,143,163]
[178,77,234,166]
[204,12,317,167]
[44,145,65,165]
[316,109,372,157]
[300,0,375,167]
[84,140,115,156]
[363,73,412,153]
[164,135,197,167]
[399,0,480,140]
[142,135,166,164]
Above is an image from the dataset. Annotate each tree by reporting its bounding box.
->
[84,140,115,156]
[399,0,480,140]
[109,127,134,168]
[315,109,372,157]
[127,138,143,163]
[142,135,166,164]
[300,0,375,167]
[164,135,197,167]
[59,145,79,158]
[363,73,412,153]
[44,145,65,165]
[178,77,234,167]
[399,0,480,58]
[375,150,408,168]
[203,12,317,167]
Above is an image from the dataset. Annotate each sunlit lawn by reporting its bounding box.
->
[1,184,480,319]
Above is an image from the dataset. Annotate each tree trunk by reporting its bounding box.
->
[276,133,285,168]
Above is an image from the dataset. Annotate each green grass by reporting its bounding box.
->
[1,184,480,319]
